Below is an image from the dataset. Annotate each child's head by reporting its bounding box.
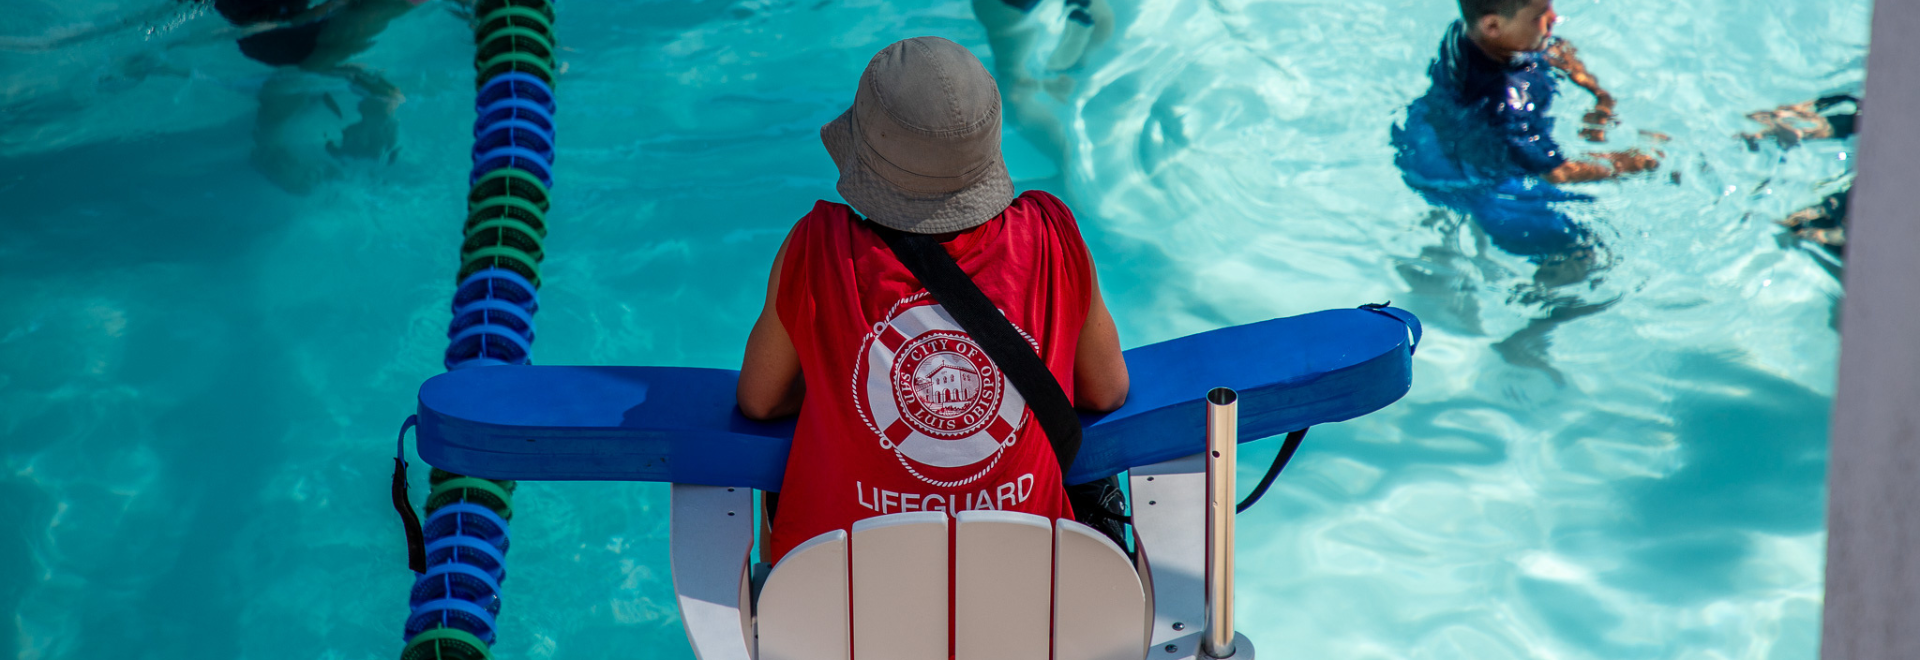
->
[1459,0,1557,53]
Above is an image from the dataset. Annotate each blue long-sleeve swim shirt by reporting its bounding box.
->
[1428,20,1567,176]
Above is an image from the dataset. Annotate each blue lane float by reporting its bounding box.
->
[478,98,556,134]
[477,72,555,114]
[402,1,557,658]
[414,305,1421,490]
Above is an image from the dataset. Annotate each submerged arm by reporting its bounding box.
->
[1544,150,1658,184]
[1545,39,1613,105]
[1545,39,1618,141]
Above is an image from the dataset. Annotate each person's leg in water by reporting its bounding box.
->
[251,70,343,194]
[1740,95,1857,151]
[301,0,420,160]
[972,0,1111,174]
[243,0,421,191]
[1780,187,1849,257]
[1473,192,1616,386]
[1490,245,1617,386]
[1043,0,1114,74]
[319,63,404,160]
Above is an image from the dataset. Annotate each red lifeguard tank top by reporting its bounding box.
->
[768,190,1092,563]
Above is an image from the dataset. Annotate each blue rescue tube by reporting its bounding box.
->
[476,72,555,113]
[449,357,516,370]
[477,98,555,135]
[474,119,555,161]
[424,536,508,582]
[453,268,539,313]
[416,306,1420,488]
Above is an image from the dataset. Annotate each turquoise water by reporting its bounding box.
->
[0,0,1863,658]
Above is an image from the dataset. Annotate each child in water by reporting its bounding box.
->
[1430,0,1658,187]
[1393,0,1663,383]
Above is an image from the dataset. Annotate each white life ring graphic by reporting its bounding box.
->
[854,299,1031,487]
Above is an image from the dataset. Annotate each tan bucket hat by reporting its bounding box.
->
[821,36,1015,234]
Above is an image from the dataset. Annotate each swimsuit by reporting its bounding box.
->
[236,21,326,66]
[1815,94,1860,140]
[212,0,327,67]
[1391,21,1592,260]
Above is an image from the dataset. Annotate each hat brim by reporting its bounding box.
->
[822,109,1015,235]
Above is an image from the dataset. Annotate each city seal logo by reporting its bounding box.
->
[854,297,1031,487]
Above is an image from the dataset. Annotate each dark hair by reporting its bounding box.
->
[1458,0,1532,21]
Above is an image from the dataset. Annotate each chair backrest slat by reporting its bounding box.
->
[757,529,850,660]
[1053,519,1149,660]
[954,511,1053,660]
[850,511,949,660]
[761,511,1151,660]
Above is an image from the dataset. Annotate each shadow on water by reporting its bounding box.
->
[0,481,52,656]
[1595,352,1829,603]
[1254,348,1829,657]
[1,118,311,656]
[76,310,298,659]
[0,118,289,278]
[1509,350,1828,655]
[3,285,304,658]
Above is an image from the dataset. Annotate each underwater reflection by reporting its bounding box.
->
[1743,93,1860,276]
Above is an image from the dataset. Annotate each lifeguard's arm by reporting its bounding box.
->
[738,233,805,421]
[1073,265,1128,412]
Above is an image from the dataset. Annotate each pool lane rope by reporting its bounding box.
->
[395,1,555,659]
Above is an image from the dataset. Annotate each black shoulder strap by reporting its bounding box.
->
[870,224,1084,481]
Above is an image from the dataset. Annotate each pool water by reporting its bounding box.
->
[0,0,1863,658]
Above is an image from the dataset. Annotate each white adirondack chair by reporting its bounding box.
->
[669,449,1254,660]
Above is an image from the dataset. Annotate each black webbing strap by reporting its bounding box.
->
[870,224,1085,480]
[392,415,427,574]
[1236,428,1307,513]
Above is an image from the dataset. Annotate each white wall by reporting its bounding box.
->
[1820,2,1920,658]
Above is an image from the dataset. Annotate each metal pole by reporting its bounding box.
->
[1204,387,1239,659]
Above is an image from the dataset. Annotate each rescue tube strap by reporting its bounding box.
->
[1361,301,1422,354]
[1236,428,1307,513]
[394,415,428,574]
[871,224,1085,482]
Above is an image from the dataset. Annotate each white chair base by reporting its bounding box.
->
[670,452,1246,660]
